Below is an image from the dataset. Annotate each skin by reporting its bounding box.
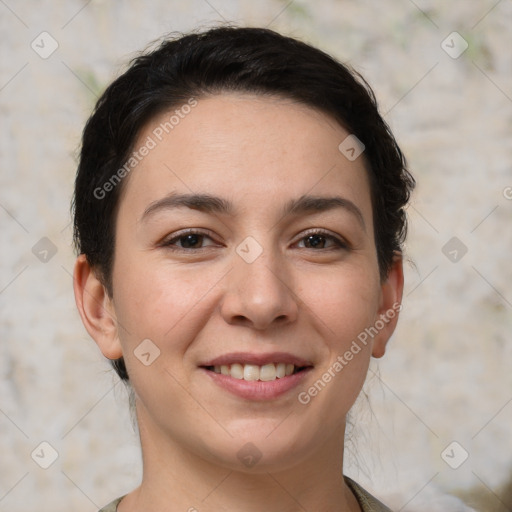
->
[74,93,403,512]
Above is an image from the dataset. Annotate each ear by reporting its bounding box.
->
[73,254,123,360]
[371,252,404,358]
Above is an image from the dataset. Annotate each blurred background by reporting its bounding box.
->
[1,1,511,511]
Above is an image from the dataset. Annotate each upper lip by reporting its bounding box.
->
[200,351,313,367]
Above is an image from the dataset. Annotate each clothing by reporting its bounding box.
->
[98,496,122,512]
[98,476,392,512]
[345,477,393,511]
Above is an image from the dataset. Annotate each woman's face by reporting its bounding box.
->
[81,93,402,471]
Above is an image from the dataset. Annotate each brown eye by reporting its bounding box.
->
[177,233,204,249]
[161,230,217,251]
[297,230,348,250]
[303,234,327,249]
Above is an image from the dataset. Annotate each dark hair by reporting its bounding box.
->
[73,26,415,382]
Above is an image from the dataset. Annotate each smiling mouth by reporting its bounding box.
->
[203,363,309,382]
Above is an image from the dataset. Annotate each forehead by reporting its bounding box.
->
[119,93,372,224]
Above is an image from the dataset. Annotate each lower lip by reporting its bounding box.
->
[201,368,312,401]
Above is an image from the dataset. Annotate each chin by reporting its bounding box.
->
[200,424,316,473]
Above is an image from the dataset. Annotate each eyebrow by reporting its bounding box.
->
[141,192,366,230]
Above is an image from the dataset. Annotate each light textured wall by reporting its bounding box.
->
[1,1,511,511]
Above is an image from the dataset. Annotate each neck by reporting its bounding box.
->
[120,407,360,512]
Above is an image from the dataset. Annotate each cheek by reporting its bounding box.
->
[112,260,224,351]
[298,263,381,341]
[295,264,380,404]
[110,264,214,404]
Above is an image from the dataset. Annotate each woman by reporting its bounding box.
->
[72,26,414,511]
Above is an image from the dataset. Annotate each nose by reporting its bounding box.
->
[220,246,299,330]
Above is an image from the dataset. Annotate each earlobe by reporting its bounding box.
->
[372,253,404,358]
[73,254,123,360]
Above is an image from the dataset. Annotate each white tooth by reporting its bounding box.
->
[259,363,277,381]
[214,365,221,374]
[243,364,260,381]
[276,363,286,378]
[230,363,244,379]
[220,365,229,375]
[285,363,294,376]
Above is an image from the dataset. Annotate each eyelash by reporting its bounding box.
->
[160,228,349,252]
